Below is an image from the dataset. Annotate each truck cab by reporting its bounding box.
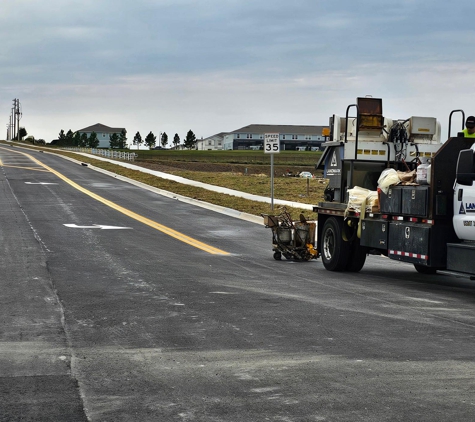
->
[453,145,475,241]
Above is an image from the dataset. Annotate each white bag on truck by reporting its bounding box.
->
[346,186,369,211]
[377,168,399,194]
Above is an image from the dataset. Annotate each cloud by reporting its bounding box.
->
[2,0,475,144]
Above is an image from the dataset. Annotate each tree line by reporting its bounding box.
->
[132,130,196,150]
[53,129,198,150]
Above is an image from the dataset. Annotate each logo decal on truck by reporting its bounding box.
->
[465,203,475,213]
[330,151,338,167]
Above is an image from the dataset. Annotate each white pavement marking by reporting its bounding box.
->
[63,224,132,230]
[25,182,58,185]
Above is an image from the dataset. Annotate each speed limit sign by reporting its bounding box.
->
[264,133,280,153]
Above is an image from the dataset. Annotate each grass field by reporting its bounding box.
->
[135,148,322,166]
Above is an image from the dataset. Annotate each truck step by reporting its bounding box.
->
[447,242,475,275]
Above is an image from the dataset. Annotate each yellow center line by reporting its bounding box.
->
[0,148,230,255]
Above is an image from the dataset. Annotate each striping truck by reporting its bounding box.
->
[314,97,475,278]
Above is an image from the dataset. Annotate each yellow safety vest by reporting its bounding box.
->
[462,129,475,138]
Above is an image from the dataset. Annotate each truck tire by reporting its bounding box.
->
[321,217,350,271]
[346,238,367,272]
[414,264,437,274]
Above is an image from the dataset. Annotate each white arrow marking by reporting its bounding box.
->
[25,182,58,185]
[63,224,132,230]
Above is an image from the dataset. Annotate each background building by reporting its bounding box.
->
[76,123,126,148]
[222,124,328,150]
[196,132,226,150]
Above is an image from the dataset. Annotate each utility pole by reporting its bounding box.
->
[16,99,21,141]
[12,100,16,140]
[12,99,22,141]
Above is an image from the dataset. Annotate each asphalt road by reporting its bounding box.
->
[1,145,475,421]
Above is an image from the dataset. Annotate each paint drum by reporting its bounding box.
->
[295,227,309,246]
[276,227,292,244]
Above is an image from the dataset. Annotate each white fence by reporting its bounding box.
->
[62,147,137,161]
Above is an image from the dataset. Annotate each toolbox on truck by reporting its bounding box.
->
[401,186,430,218]
[379,186,402,214]
[388,222,431,263]
[360,219,388,249]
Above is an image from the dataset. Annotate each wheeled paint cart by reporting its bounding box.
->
[262,208,318,261]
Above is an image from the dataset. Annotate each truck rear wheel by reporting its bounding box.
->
[321,217,350,271]
[346,238,367,272]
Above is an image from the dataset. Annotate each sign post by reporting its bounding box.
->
[264,133,280,210]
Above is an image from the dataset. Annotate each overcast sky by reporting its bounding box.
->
[2,0,475,145]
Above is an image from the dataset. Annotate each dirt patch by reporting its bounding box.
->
[135,160,321,177]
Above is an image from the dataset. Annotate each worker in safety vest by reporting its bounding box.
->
[462,116,475,137]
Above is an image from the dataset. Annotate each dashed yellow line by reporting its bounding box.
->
[0,148,229,255]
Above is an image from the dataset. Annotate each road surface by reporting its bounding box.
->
[1,146,475,421]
